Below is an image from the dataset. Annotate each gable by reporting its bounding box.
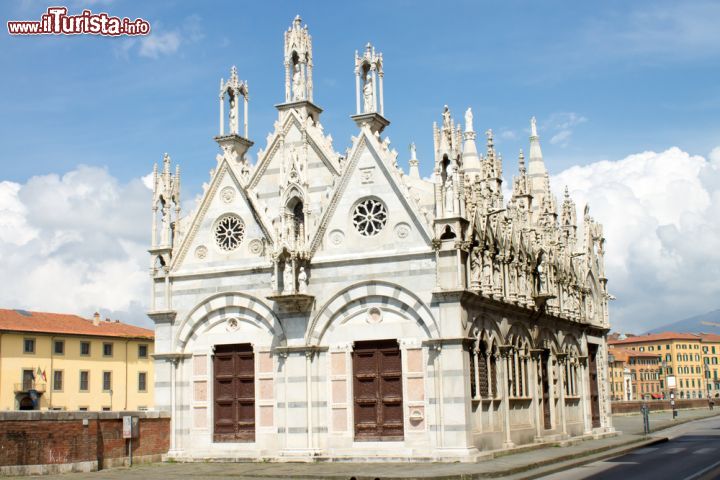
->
[172,159,273,272]
[310,130,432,259]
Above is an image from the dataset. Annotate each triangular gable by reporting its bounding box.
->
[308,128,432,255]
[172,158,274,270]
[248,110,340,190]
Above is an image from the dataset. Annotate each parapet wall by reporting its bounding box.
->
[0,411,170,475]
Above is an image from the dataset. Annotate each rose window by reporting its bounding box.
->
[215,215,245,251]
[352,198,388,236]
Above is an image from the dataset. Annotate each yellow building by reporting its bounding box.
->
[0,309,154,411]
[610,332,707,400]
[699,334,720,398]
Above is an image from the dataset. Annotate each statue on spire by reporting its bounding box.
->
[465,107,474,133]
[363,71,374,113]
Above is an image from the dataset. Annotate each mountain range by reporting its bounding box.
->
[645,308,720,335]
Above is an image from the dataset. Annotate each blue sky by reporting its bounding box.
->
[1,0,719,332]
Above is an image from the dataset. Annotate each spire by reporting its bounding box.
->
[351,40,388,133]
[527,116,548,202]
[462,107,481,174]
[284,15,314,104]
[408,142,420,179]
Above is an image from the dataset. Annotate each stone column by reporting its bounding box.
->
[378,72,384,116]
[243,94,249,139]
[530,350,542,439]
[219,93,224,135]
[371,68,378,112]
[557,353,568,436]
[355,69,361,114]
[499,346,514,448]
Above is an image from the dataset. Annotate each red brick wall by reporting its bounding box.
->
[611,398,711,414]
[0,412,169,469]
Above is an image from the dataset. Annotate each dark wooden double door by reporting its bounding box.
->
[588,344,601,428]
[213,343,255,442]
[353,340,404,440]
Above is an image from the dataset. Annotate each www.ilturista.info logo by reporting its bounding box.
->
[7,6,150,36]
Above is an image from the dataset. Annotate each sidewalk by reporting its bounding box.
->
[14,409,720,480]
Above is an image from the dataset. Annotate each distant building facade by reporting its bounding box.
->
[0,309,154,411]
[149,17,613,461]
[610,332,720,400]
[607,347,660,400]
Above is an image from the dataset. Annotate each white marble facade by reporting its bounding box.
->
[148,16,613,461]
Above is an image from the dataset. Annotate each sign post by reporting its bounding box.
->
[122,416,138,466]
[666,375,677,419]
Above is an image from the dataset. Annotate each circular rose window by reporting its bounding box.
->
[352,198,388,236]
[215,215,245,251]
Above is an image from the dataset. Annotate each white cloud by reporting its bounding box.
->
[546,112,587,147]
[0,166,152,327]
[551,146,720,334]
[139,31,181,59]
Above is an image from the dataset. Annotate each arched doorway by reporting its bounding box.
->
[19,396,34,410]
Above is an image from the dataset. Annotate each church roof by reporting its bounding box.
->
[0,309,154,339]
[609,332,701,344]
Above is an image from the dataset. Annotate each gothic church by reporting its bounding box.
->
[149,16,613,461]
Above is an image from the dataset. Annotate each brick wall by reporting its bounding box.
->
[0,411,169,474]
[611,398,712,414]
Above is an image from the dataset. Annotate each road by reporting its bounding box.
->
[540,414,720,480]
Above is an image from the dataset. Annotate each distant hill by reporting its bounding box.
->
[646,308,720,334]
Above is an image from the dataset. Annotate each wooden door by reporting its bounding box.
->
[540,350,552,429]
[353,340,404,441]
[213,343,255,442]
[588,344,601,428]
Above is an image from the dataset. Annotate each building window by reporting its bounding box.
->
[23,338,35,354]
[80,341,90,356]
[79,371,89,391]
[54,340,64,355]
[103,371,112,392]
[138,344,148,359]
[53,370,63,391]
[352,198,388,236]
[138,406,148,411]
[102,407,111,411]
[103,343,113,357]
[138,372,147,392]
[78,407,88,412]
[215,214,245,251]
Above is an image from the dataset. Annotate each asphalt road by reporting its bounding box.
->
[540,414,720,480]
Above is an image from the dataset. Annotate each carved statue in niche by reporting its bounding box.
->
[492,257,502,296]
[298,266,308,294]
[228,94,238,134]
[444,176,455,214]
[482,250,492,291]
[508,261,518,297]
[363,72,374,113]
[282,261,294,294]
[470,249,482,289]
[292,63,304,101]
[537,252,548,295]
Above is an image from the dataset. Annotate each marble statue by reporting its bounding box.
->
[465,107,474,132]
[292,63,304,101]
[228,95,238,134]
[282,262,294,294]
[363,72,374,113]
[298,266,308,294]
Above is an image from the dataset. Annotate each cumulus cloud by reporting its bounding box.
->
[551,146,720,333]
[116,16,203,60]
[0,166,152,327]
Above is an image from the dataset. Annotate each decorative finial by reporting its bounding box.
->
[294,14,302,25]
[530,116,538,138]
[464,107,474,133]
[564,185,570,199]
[410,142,417,160]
